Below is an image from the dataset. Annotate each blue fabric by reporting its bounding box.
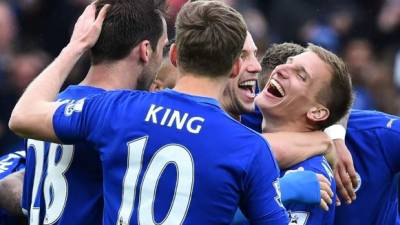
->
[283,156,336,225]
[334,109,400,225]
[53,89,289,225]
[231,170,321,225]
[280,170,320,205]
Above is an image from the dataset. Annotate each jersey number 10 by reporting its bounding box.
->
[117,136,194,225]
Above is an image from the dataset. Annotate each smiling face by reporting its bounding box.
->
[255,50,332,126]
[221,32,261,118]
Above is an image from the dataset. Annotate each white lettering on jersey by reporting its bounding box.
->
[145,104,205,134]
[0,153,22,173]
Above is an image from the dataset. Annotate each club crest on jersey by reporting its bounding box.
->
[145,104,205,134]
[64,98,85,116]
[289,211,309,225]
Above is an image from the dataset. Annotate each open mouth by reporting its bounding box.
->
[267,79,285,98]
[238,80,256,97]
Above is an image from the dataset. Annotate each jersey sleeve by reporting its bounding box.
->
[0,150,26,180]
[377,124,400,173]
[52,92,114,144]
[240,139,289,225]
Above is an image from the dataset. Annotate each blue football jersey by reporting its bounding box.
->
[0,151,26,225]
[52,89,289,225]
[283,156,336,225]
[241,106,262,133]
[334,109,400,225]
[22,85,105,225]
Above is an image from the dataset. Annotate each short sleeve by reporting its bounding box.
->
[52,93,111,144]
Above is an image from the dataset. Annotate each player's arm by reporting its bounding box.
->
[263,131,332,169]
[0,170,24,216]
[240,141,289,225]
[325,114,358,205]
[9,4,109,142]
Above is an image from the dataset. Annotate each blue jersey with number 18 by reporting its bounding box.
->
[22,85,105,225]
[52,89,289,225]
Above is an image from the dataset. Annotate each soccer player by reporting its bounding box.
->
[10,1,290,224]
[220,32,333,208]
[252,42,400,224]
[221,38,333,170]
[7,1,168,224]
[255,43,353,224]
[258,43,358,206]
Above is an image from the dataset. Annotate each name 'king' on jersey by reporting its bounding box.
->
[22,85,105,225]
[52,89,289,225]
[334,109,400,225]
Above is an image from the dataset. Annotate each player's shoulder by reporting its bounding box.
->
[290,156,333,180]
[348,109,400,132]
[58,85,106,100]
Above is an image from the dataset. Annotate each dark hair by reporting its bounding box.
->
[258,42,305,89]
[175,0,247,77]
[91,0,166,64]
[306,43,353,129]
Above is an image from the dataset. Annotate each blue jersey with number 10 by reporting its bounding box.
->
[52,89,288,225]
[22,85,105,225]
[334,110,400,225]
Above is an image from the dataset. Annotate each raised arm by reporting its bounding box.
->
[9,4,109,142]
[263,131,332,169]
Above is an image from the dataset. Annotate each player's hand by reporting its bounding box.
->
[324,141,336,170]
[318,174,333,211]
[333,139,358,205]
[68,2,110,52]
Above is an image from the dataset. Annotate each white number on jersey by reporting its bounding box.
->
[117,136,194,225]
[27,140,74,225]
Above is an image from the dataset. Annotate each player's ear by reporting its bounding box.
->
[307,105,330,122]
[230,57,242,78]
[169,43,177,67]
[138,40,151,63]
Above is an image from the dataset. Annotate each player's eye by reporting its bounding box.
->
[297,73,306,81]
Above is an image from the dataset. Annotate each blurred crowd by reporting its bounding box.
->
[0,0,400,153]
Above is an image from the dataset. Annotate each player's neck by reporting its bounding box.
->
[173,73,228,100]
[262,116,313,133]
[80,61,141,90]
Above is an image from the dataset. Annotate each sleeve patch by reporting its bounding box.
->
[64,98,86,116]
